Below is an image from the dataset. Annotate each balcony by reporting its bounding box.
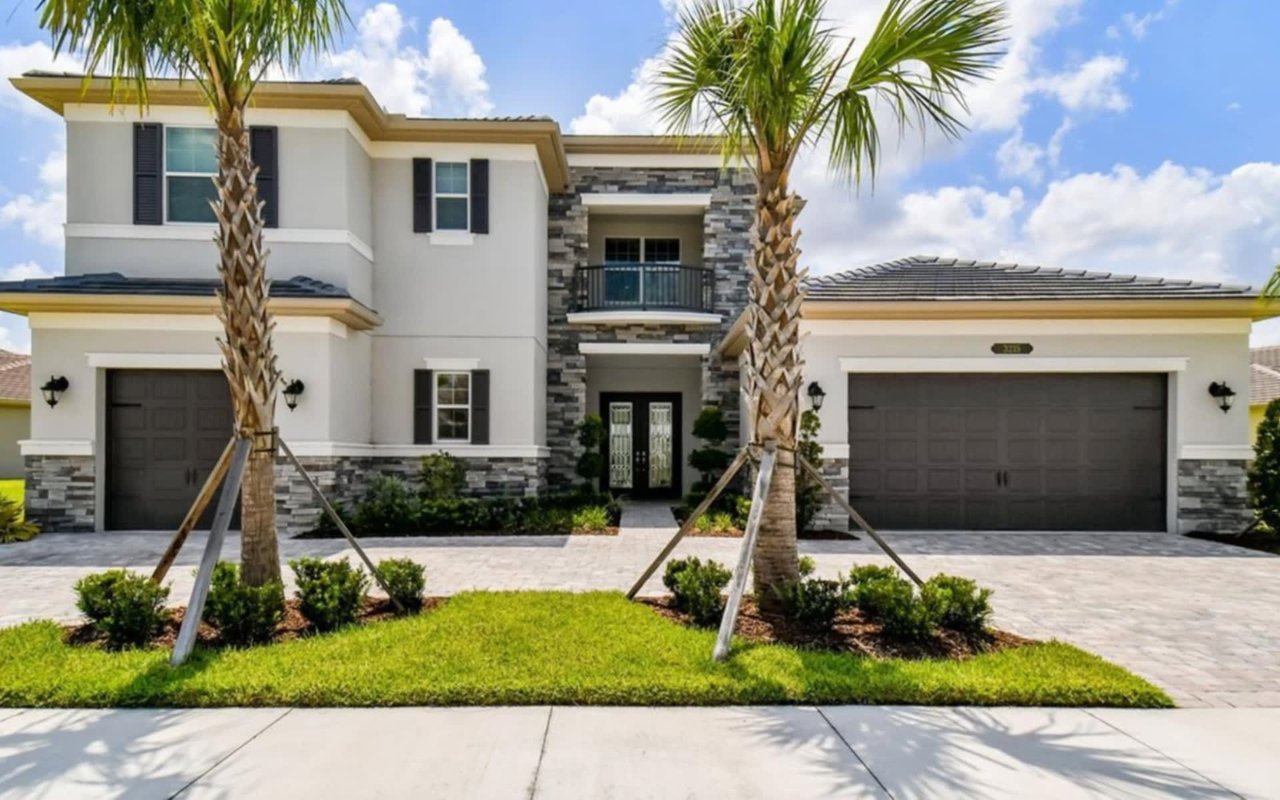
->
[571,263,715,316]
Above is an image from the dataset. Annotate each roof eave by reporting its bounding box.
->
[0,292,383,331]
[802,297,1274,321]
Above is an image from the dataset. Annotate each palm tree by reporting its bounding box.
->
[39,0,347,586]
[658,0,1005,606]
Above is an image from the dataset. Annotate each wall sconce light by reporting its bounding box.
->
[40,375,69,408]
[1208,381,1236,414]
[282,379,305,411]
[806,381,826,411]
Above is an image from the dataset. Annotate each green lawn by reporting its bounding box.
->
[0,591,1170,708]
[0,479,22,506]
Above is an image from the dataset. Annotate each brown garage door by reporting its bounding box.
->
[106,369,235,530]
[847,373,1167,531]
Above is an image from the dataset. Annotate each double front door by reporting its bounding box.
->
[601,393,682,498]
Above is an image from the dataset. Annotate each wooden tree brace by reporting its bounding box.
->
[151,436,236,584]
[713,441,778,662]
[625,446,751,600]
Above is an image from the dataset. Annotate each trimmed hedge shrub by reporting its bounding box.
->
[572,506,610,533]
[662,556,732,627]
[0,497,38,544]
[73,569,170,650]
[420,453,466,499]
[922,574,993,635]
[377,558,426,614]
[290,557,370,632]
[204,562,285,646]
[354,475,422,534]
[775,577,846,628]
[851,571,936,642]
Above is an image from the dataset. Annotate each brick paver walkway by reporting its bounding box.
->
[2,503,1277,708]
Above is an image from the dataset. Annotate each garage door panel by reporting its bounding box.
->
[150,436,188,462]
[848,372,1166,531]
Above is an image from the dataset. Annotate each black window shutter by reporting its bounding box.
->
[413,158,433,233]
[250,126,279,228]
[133,123,163,225]
[470,370,490,444]
[414,369,434,444]
[470,159,489,234]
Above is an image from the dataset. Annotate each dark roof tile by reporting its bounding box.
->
[0,272,352,299]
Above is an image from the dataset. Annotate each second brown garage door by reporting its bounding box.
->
[848,373,1167,531]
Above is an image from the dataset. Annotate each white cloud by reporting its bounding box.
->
[0,42,82,116]
[1228,102,1242,112]
[0,315,30,354]
[572,55,664,135]
[1113,1,1178,40]
[0,261,53,281]
[1039,55,1129,113]
[996,127,1044,183]
[1,147,66,248]
[321,3,493,117]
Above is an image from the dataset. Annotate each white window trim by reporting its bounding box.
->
[163,125,219,226]
[602,236,682,264]
[434,370,472,444]
[434,161,470,233]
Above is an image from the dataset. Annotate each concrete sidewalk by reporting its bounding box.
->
[1,706,1275,799]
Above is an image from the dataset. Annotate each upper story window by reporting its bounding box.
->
[435,371,471,442]
[604,237,681,264]
[165,127,218,224]
[435,162,469,231]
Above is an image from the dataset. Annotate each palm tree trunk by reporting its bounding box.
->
[214,104,281,587]
[744,173,805,610]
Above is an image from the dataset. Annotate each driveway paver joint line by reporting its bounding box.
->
[816,705,893,798]
[170,707,294,799]
[528,706,554,800]
[1082,709,1246,800]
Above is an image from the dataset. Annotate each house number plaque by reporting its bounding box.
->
[991,342,1033,355]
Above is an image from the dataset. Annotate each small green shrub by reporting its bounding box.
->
[796,408,825,532]
[571,506,610,533]
[688,406,732,492]
[852,572,937,642]
[377,558,426,614]
[922,574,993,635]
[304,501,357,538]
[848,564,899,591]
[798,555,816,577]
[73,569,170,649]
[733,496,752,529]
[575,414,606,489]
[355,475,422,534]
[420,453,466,499]
[204,562,285,646]
[662,556,732,627]
[1249,398,1280,533]
[0,497,37,544]
[692,512,736,534]
[775,577,846,628]
[289,557,370,632]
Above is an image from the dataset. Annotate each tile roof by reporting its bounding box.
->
[1251,347,1280,406]
[0,350,30,404]
[805,256,1256,301]
[0,272,352,299]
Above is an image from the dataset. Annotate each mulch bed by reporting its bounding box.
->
[1188,530,1280,555]
[64,596,447,650]
[639,596,1032,660]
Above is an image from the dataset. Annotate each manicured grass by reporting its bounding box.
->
[0,479,22,506]
[0,591,1171,708]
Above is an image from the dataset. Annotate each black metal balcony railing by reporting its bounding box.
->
[572,263,715,313]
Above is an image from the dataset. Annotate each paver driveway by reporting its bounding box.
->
[2,505,1277,708]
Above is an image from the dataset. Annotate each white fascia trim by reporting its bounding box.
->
[567,153,731,169]
[579,342,711,356]
[428,231,476,247]
[1179,444,1254,461]
[285,442,550,459]
[804,318,1253,336]
[33,313,348,338]
[581,193,712,210]
[87,353,222,369]
[567,310,722,326]
[838,357,1190,373]
[65,224,375,262]
[20,439,94,456]
[424,358,481,371]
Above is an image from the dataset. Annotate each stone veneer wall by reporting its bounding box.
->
[25,455,96,533]
[1176,458,1251,534]
[808,456,851,533]
[274,455,545,536]
[546,166,755,488]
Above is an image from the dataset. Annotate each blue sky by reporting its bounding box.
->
[1,0,1278,352]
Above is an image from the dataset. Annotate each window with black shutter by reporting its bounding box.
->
[249,126,279,228]
[133,123,164,225]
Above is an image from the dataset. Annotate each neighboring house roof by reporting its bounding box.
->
[0,273,382,331]
[0,350,31,405]
[805,256,1257,301]
[1251,346,1280,406]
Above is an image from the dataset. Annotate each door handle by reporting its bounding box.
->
[995,470,1003,487]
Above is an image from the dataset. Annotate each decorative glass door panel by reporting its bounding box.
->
[600,393,682,498]
[608,402,633,489]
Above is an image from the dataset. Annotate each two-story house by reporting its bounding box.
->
[3,72,753,534]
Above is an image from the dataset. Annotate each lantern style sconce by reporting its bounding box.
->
[806,381,826,411]
[282,379,305,411]
[40,375,69,408]
[1208,381,1236,414]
